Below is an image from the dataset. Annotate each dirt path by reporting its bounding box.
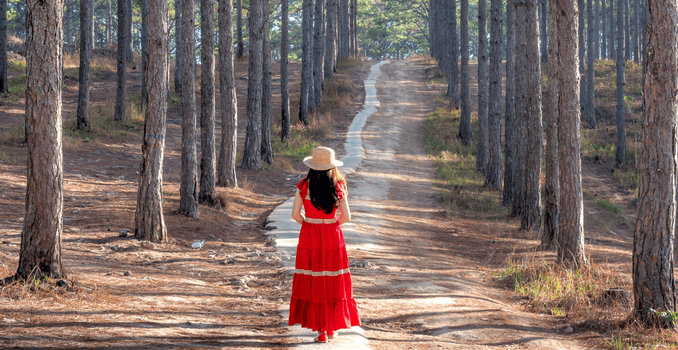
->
[331,60,585,349]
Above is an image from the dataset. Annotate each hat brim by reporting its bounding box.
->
[303,156,343,170]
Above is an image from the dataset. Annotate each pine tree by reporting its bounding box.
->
[217,0,238,187]
[17,0,66,279]
[114,0,127,121]
[241,0,264,169]
[615,0,626,166]
[77,0,94,130]
[261,0,274,165]
[236,0,244,59]
[199,0,216,204]
[0,0,7,93]
[586,0,596,129]
[633,0,678,324]
[557,0,586,267]
[476,0,489,174]
[136,0,169,242]
[459,0,473,145]
[446,0,459,109]
[179,0,199,217]
[503,0,517,207]
[487,0,502,190]
[281,0,291,142]
[313,0,324,107]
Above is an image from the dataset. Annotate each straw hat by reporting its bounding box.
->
[303,146,343,170]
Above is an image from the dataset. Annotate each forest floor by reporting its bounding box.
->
[0,49,667,349]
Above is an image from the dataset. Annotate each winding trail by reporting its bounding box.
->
[268,60,586,349]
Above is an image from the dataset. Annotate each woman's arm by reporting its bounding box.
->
[291,188,305,225]
[337,197,351,225]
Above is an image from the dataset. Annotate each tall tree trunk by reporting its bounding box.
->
[557,0,586,267]
[459,0,472,145]
[241,0,263,170]
[586,0,596,129]
[347,0,353,57]
[351,0,357,56]
[64,0,72,48]
[503,0,517,207]
[298,0,312,125]
[339,0,348,58]
[179,0,199,217]
[261,0,274,165]
[174,0,181,94]
[141,0,147,102]
[542,0,560,250]
[106,0,111,46]
[199,0,216,204]
[77,0,93,130]
[281,0,290,143]
[313,0,324,107]
[446,0,459,109]
[217,0,237,187]
[17,0,65,279]
[624,0,629,61]
[615,0,626,166]
[487,0,502,190]
[114,0,127,121]
[126,0,133,62]
[632,0,639,62]
[236,0,244,59]
[136,0,168,242]
[633,0,678,324]
[476,0,488,174]
[595,0,600,59]
[579,0,587,108]
[609,0,614,59]
[515,0,542,233]
[602,0,607,59]
[0,0,8,93]
[324,0,336,79]
[540,0,547,63]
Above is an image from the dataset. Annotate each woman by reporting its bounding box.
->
[289,146,361,343]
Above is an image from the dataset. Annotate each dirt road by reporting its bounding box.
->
[324,60,586,349]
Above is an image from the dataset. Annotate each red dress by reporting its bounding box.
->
[288,179,361,332]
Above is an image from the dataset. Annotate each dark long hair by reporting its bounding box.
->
[306,167,344,214]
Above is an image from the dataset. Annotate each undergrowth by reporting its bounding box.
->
[422,107,505,216]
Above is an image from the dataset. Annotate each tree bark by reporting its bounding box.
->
[17,0,65,279]
[557,0,586,267]
[622,0,631,61]
[179,0,199,217]
[281,0,290,143]
[515,0,542,233]
[174,0,181,94]
[298,0,312,125]
[136,0,168,242]
[459,0,472,145]
[609,0,614,59]
[64,0,72,48]
[595,0,600,59]
[217,0,238,187]
[503,0,517,207]
[586,0,596,129]
[602,0,607,59]
[114,0,128,122]
[616,0,626,166]
[199,0,216,204]
[476,0,488,174]
[241,0,263,170]
[139,0,147,101]
[313,0,324,107]
[261,0,274,165]
[339,0,348,58]
[77,0,94,130]
[579,0,587,108]
[351,0,357,56]
[446,0,459,108]
[0,0,8,93]
[633,0,678,324]
[487,0,502,190]
[126,0,133,62]
[540,0,547,63]
[324,0,336,80]
[106,0,112,46]
[542,0,560,250]
[236,0,244,59]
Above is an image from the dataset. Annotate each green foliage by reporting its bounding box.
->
[358,0,429,59]
[594,197,621,215]
[606,334,634,350]
[648,309,678,328]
